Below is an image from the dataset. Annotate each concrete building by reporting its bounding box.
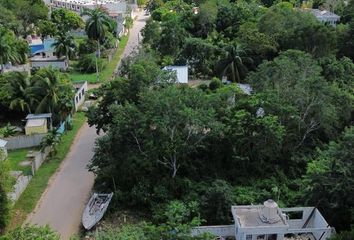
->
[48,0,134,17]
[73,81,88,111]
[163,66,189,84]
[29,37,68,70]
[25,114,52,135]
[307,9,340,26]
[192,200,334,240]
[0,139,8,161]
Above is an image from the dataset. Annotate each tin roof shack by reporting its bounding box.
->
[192,200,334,240]
[306,9,340,26]
[163,66,189,84]
[0,139,8,160]
[25,114,52,135]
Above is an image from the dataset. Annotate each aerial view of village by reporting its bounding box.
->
[0,0,353,239]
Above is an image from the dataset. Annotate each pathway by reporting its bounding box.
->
[26,11,148,240]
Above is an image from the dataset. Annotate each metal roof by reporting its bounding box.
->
[26,119,46,127]
[26,113,52,120]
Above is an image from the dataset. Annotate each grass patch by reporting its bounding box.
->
[69,35,129,84]
[7,148,35,176]
[9,112,87,228]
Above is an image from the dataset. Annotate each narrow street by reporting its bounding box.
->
[26,11,148,240]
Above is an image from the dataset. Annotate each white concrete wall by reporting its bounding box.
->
[74,81,88,111]
[31,60,68,70]
[5,134,46,150]
[8,175,32,202]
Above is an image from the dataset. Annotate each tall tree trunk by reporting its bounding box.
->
[96,40,100,82]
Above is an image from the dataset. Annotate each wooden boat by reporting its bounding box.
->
[82,192,113,230]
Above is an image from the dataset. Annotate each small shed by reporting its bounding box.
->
[163,66,189,84]
[0,139,8,160]
[25,114,52,135]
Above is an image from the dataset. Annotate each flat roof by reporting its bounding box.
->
[26,119,46,127]
[232,205,289,229]
[26,113,52,120]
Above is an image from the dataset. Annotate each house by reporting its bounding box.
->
[29,37,68,70]
[25,114,52,135]
[192,199,334,240]
[163,66,189,84]
[0,139,8,161]
[48,0,134,17]
[307,9,340,26]
[73,81,88,111]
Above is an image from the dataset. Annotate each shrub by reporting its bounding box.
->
[201,179,234,224]
[0,123,17,138]
[0,160,12,233]
[208,77,222,91]
[0,225,60,240]
[76,54,105,73]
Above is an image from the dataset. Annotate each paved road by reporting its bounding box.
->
[26,123,96,239]
[116,11,149,69]
[26,12,148,240]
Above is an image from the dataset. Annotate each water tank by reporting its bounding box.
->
[260,199,281,224]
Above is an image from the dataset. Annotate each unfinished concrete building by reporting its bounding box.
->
[192,200,334,240]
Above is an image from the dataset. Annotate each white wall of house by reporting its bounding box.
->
[31,60,68,70]
[74,81,88,111]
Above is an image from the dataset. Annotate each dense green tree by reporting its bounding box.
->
[329,229,354,240]
[142,19,161,48]
[178,37,220,77]
[336,22,354,60]
[159,16,188,58]
[51,8,84,32]
[81,8,111,80]
[304,126,354,231]
[37,20,57,40]
[0,28,19,70]
[0,7,22,35]
[52,33,77,60]
[247,50,348,172]
[237,23,278,66]
[216,42,253,82]
[283,23,337,57]
[201,180,233,224]
[7,71,31,113]
[27,67,74,118]
[76,53,105,73]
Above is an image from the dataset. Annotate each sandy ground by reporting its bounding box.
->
[26,123,97,239]
[25,11,149,240]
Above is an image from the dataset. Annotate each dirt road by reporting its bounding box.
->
[26,12,149,239]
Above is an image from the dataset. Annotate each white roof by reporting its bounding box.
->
[237,83,252,95]
[0,139,7,147]
[26,118,46,127]
[163,66,189,84]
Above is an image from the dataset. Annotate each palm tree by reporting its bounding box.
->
[27,67,62,114]
[7,72,32,113]
[216,42,253,82]
[0,28,19,72]
[52,33,77,64]
[81,8,111,81]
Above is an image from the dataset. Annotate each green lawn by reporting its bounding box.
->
[69,35,129,84]
[9,112,87,228]
[7,148,34,176]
